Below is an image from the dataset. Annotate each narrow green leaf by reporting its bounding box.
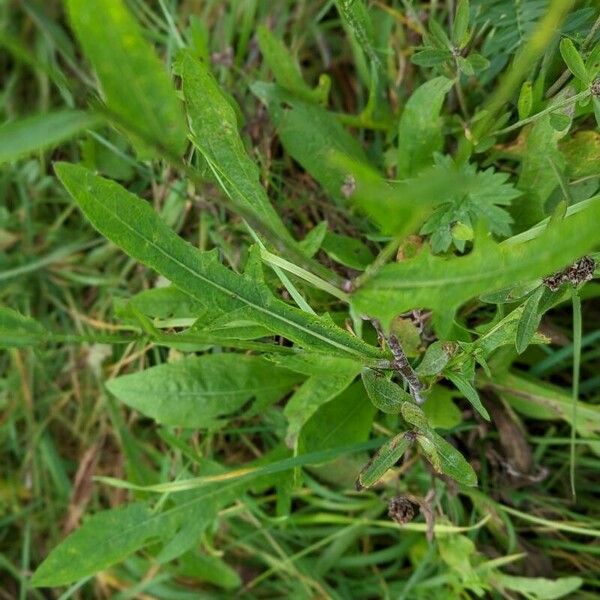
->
[361,368,411,414]
[446,372,490,420]
[356,432,413,489]
[559,38,589,83]
[352,202,600,332]
[181,53,294,244]
[515,285,544,353]
[452,0,470,46]
[257,25,320,103]
[31,503,176,587]
[496,574,583,600]
[106,354,301,427]
[252,82,369,202]
[419,430,477,486]
[0,307,47,348]
[0,110,100,164]
[55,163,385,363]
[397,77,453,178]
[66,0,187,157]
[517,81,533,119]
[334,0,378,65]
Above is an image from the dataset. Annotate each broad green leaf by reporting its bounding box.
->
[321,231,374,270]
[559,38,588,83]
[516,90,573,229]
[55,163,385,363]
[561,130,600,178]
[31,502,176,587]
[515,285,544,353]
[397,77,453,178]
[400,402,429,429]
[446,372,490,420]
[252,82,369,202]
[106,354,301,427]
[356,431,413,489]
[351,201,600,332]
[419,429,477,486]
[298,382,376,487]
[0,307,47,348]
[422,386,462,429]
[284,356,361,446]
[0,110,100,164]
[496,574,583,600]
[66,0,187,157]
[257,25,320,103]
[416,341,451,376]
[361,368,412,413]
[181,53,294,244]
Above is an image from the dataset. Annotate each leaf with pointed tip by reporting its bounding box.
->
[418,430,477,486]
[356,432,413,489]
[446,372,490,420]
[400,402,429,428]
[65,0,187,157]
[181,53,294,244]
[515,285,545,353]
[351,202,600,332]
[0,110,101,164]
[106,354,302,427]
[55,163,385,363]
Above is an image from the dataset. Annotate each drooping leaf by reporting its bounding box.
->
[356,432,413,489]
[55,163,386,363]
[446,372,490,420]
[181,53,295,244]
[397,77,453,178]
[0,110,100,164]
[361,368,412,414]
[65,0,187,157]
[352,200,600,332]
[106,354,301,427]
[0,307,47,348]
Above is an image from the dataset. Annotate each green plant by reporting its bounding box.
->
[2,0,600,597]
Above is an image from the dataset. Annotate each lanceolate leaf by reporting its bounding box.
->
[55,163,385,363]
[361,368,412,413]
[106,354,302,428]
[356,431,413,489]
[31,502,176,587]
[515,285,545,353]
[252,82,369,202]
[66,0,187,157]
[0,110,101,164]
[181,53,295,244]
[351,202,600,332]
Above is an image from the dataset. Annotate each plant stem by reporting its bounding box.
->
[570,288,582,499]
